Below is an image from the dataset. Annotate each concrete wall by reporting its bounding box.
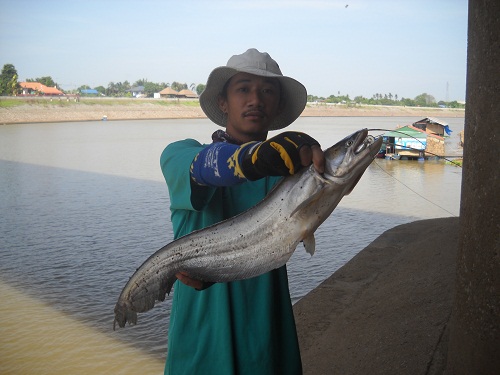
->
[446,0,500,374]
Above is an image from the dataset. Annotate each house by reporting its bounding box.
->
[157,87,198,99]
[177,89,198,98]
[159,87,179,98]
[19,82,63,96]
[80,89,99,95]
[412,117,452,137]
[127,86,145,97]
[384,125,445,159]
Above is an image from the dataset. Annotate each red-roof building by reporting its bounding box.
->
[20,82,64,96]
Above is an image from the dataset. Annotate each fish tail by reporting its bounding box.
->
[113,300,138,330]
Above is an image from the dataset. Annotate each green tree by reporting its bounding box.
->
[94,86,106,95]
[171,81,187,92]
[400,97,415,106]
[0,63,19,95]
[134,79,147,87]
[414,93,436,107]
[106,81,131,96]
[143,81,163,97]
[9,74,20,95]
[445,100,464,109]
[196,83,206,95]
[106,82,116,96]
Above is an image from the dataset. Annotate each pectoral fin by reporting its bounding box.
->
[303,233,316,256]
[290,190,323,218]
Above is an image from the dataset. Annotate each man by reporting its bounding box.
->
[160,48,324,375]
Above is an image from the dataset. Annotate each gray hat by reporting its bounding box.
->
[199,48,307,130]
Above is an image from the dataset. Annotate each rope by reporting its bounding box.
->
[372,159,459,217]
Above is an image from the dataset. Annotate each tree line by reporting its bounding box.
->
[308,92,464,109]
[1,63,463,108]
[0,64,207,98]
[79,80,207,97]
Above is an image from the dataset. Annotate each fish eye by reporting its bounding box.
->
[346,140,354,147]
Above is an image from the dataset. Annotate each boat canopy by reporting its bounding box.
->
[383,126,427,139]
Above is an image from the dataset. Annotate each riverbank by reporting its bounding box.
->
[0,98,464,124]
[294,217,459,375]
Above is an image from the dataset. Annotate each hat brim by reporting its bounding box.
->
[199,66,307,131]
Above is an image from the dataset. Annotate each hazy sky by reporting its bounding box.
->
[1,0,468,101]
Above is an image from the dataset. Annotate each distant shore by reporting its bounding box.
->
[0,97,465,124]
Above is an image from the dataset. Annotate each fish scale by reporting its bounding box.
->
[114,129,383,329]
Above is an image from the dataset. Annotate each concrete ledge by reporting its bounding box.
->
[294,217,459,375]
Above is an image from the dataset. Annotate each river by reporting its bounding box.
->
[0,117,464,374]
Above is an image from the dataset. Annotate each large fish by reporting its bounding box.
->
[114,129,383,329]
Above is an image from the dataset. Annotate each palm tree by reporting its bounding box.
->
[107,82,116,96]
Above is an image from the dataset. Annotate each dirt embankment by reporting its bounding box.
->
[0,100,464,124]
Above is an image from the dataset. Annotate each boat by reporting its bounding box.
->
[385,153,401,160]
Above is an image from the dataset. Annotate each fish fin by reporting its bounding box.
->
[303,234,316,256]
[290,191,323,218]
[159,277,176,301]
[113,301,138,330]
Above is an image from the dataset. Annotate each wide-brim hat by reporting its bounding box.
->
[199,48,307,131]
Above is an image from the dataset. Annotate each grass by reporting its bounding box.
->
[446,158,463,167]
[0,98,28,108]
[0,97,201,108]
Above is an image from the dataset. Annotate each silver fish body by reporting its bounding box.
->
[114,129,383,329]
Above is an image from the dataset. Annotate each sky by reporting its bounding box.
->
[1,0,468,101]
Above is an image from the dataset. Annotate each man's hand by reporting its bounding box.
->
[176,271,214,291]
[241,131,325,180]
[299,143,325,174]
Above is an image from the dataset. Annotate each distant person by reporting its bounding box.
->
[160,48,325,375]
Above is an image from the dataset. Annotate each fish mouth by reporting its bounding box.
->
[323,129,383,183]
[353,129,380,155]
[354,135,375,153]
[340,130,382,194]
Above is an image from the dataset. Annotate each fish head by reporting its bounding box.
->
[323,129,383,191]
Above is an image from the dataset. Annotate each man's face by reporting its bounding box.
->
[218,72,282,143]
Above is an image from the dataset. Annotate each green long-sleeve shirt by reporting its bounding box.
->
[160,138,302,375]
